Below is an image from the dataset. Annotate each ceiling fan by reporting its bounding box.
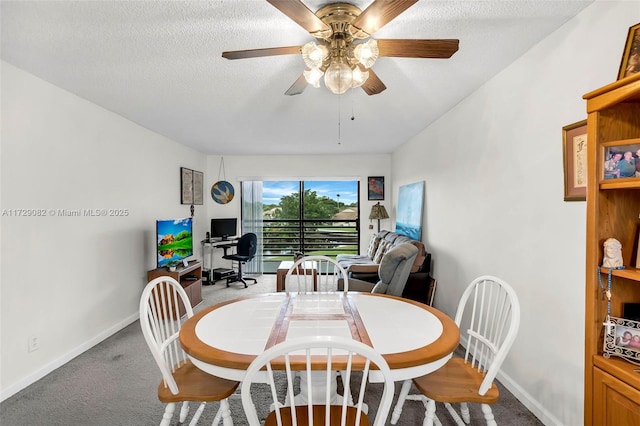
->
[222,0,459,96]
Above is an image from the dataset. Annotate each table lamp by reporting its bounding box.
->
[369,202,389,232]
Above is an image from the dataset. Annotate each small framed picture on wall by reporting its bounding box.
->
[368,176,384,200]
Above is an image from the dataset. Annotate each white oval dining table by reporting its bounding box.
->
[180,291,459,386]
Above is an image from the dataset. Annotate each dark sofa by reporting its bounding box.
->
[336,230,435,305]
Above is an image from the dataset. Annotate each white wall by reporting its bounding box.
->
[391,2,638,425]
[0,62,209,399]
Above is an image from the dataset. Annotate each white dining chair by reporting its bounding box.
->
[241,335,395,426]
[140,276,239,426]
[390,275,521,426]
[285,255,349,293]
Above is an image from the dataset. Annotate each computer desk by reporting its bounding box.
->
[201,238,238,283]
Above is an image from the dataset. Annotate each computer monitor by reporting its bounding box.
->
[210,218,237,241]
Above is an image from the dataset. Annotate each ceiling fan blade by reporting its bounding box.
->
[350,0,418,38]
[361,69,386,96]
[266,0,331,37]
[377,39,459,58]
[222,46,301,60]
[285,74,308,96]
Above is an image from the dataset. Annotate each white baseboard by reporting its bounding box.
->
[496,368,562,426]
[457,336,562,426]
[0,313,139,402]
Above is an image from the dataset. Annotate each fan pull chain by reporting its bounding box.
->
[337,95,342,145]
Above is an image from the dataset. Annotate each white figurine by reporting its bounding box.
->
[602,238,623,267]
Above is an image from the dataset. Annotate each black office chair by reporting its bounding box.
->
[222,233,258,288]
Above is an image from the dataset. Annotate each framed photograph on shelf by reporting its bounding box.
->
[603,316,640,365]
[180,167,193,205]
[192,170,204,205]
[367,176,384,200]
[618,22,640,80]
[562,119,587,201]
[602,141,640,180]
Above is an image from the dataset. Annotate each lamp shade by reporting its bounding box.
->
[324,61,353,95]
[369,202,389,220]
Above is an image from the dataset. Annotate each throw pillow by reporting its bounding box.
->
[373,240,391,264]
[367,234,381,259]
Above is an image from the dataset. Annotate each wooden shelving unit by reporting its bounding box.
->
[583,73,640,426]
[147,260,203,316]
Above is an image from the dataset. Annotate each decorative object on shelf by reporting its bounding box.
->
[603,238,624,267]
[602,143,640,180]
[603,316,640,366]
[618,22,640,80]
[180,167,193,204]
[561,119,587,201]
[211,157,234,205]
[367,176,384,200]
[369,201,389,232]
[396,181,424,240]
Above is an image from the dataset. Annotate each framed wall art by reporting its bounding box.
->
[193,170,204,205]
[180,167,193,205]
[396,181,424,241]
[618,22,640,80]
[562,119,587,201]
[367,176,384,200]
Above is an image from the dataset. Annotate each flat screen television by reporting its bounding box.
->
[156,218,193,268]
[211,218,237,240]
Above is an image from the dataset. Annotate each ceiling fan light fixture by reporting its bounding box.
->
[303,67,324,88]
[301,41,328,69]
[324,61,353,95]
[353,39,379,69]
[351,66,369,88]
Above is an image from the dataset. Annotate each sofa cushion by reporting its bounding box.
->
[366,234,382,259]
[373,239,392,264]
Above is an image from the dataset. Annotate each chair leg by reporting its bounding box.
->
[423,399,437,426]
[460,402,470,423]
[161,402,176,426]
[188,402,206,426]
[179,401,190,422]
[444,402,466,426]
[390,379,413,424]
[481,403,496,426]
[219,399,233,426]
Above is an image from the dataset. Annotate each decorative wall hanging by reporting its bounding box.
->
[562,119,587,201]
[193,170,204,205]
[396,181,424,241]
[180,167,204,206]
[180,167,193,205]
[211,157,234,204]
[618,22,640,80]
[367,176,384,200]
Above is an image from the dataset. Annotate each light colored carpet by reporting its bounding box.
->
[0,274,542,425]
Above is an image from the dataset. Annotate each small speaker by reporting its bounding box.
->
[622,303,640,322]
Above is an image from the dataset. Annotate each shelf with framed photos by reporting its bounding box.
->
[583,72,640,426]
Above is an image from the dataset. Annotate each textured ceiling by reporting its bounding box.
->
[1,0,593,155]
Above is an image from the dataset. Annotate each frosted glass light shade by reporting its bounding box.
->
[303,68,324,88]
[301,42,328,69]
[354,39,379,69]
[324,62,353,94]
[351,66,369,88]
